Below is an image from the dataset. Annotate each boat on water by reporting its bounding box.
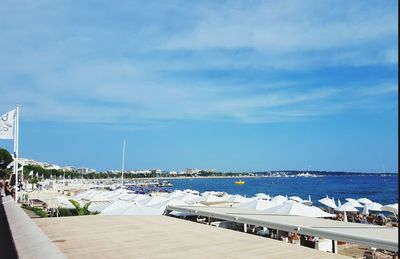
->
[234,180,245,185]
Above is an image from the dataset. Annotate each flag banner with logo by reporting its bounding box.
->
[0,109,15,139]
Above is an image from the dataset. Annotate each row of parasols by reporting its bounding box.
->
[48,189,398,219]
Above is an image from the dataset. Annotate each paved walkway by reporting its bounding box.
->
[35,215,348,259]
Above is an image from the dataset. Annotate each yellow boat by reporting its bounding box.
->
[234,180,245,185]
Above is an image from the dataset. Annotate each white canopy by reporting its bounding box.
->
[224,195,251,203]
[234,198,279,210]
[381,204,398,215]
[137,196,169,207]
[255,193,270,200]
[264,200,335,218]
[271,195,287,204]
[357,198,372,204]
[100,200,132,215]
[289,196,303,203]
[178,193,204,204]
[201,194,227,204]
[121,203,162,216]
[318,196,336,209]
[365,202,383,212]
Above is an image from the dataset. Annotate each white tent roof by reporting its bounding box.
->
[178,193,204,204]
[201,195,227,204]
[121,203,162,216]
[381,204,398,215]
[357,198,373,204]
[345,198,363,208]
[289,196,303,203]
[318,197,336,209]
[234,199,279,211]
[100,200,132,215]
[271,195,287,204]
[255,193,270,200]
[224,195,251,203]
[365,202,383,211]
[137,196,169,207]
[264,200,335,218]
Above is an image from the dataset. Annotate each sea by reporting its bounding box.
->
[167,175,398,205]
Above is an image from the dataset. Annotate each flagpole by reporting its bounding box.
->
[13,105,20,202]
[121,139,125,188]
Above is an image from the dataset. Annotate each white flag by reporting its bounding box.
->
[29,170,34,177]
[0,109,15,139]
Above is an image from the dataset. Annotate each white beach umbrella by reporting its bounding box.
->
[255,193,271,200]
[381,203,398,215]
[264,200,335,218]
[289,196,303,203]
[335,203,358,222]
[271,195,288,204]
[235,198,279,210]
[318,196,337,209]
[337,199,342,207]
[357,198,373,204]
[365,202,383,212]
[335,203,358,212]
[345,198,363,208]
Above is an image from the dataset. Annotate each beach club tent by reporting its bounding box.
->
[337,199,342,207]
[365,202,383,212]
[357,198,373,204]
[271,195,288,204]
[381,203,398,215]
[88,201,113,213]
[100,200,132,215]
[224,195,251,203]
[264,200,335,218]
[148,198,188,211]
[201,194,227,204]
[137,196,169,207]
[178,193,204,204]
[302,195,313,206]
[121,203,162,216]
[255,193,271,200]
[345,198,363,208]
[289,196,303,203]
[335,203,358,222]
[318,196,337,209]
[234,198,279,211]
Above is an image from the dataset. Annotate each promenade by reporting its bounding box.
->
[34,215,347,259]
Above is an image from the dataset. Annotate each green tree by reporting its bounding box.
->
[0,148,13,169]
[69,199,92,216]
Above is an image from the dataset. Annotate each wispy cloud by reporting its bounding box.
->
[0,0,397,124]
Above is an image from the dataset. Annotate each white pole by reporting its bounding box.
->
[121,139,125,188]
[13,105,20,202]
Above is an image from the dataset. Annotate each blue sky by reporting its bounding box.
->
[0,0,398,172]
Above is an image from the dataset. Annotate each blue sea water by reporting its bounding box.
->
[168,175,398,205]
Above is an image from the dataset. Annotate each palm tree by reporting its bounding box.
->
[69,199,92,216]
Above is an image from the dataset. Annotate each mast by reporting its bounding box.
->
[121,139,125,188]
[13,105,20,202]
